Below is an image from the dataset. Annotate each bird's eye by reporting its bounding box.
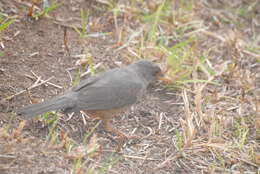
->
[153,67,162,76]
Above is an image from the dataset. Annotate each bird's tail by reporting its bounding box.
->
[16,95,74,119]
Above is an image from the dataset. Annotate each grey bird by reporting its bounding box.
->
[16,60,162,138]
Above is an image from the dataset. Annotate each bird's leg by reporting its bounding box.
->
[102,118,123,151]
[102,118,137,139]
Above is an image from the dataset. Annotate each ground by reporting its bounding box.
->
[0,0,259,174]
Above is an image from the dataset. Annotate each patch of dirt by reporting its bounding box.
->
[0,126,70,174]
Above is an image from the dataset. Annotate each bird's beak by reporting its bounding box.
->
[157,69,172,84]
[159,76,172,84]
[154,68,164,79]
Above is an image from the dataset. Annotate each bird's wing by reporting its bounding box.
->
[74,69,144,111]
[72,74,100,91]
[72,68,120,92]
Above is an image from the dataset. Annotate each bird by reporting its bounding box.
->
[16,60,162,138]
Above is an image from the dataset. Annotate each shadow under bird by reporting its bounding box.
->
[16,60,162,138]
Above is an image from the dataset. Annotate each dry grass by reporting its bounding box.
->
[92,0,260,172]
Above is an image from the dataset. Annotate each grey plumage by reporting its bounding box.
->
[16,60,161,119]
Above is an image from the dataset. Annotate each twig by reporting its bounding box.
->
[154,153,182,170]
[63,27,70,56]
[123,155,160,161]
[236,157,259,168]
[14,0,41,11]
[65,113,74,121]
[80,111,87,125]
[30,71,62,89]
[0,154,16,158]
[158,112,164,130]
[80,62,102,77]
[242,49,260,58]
[65,68,73,84]
[4,77,54,101]
[201,30,225,42]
